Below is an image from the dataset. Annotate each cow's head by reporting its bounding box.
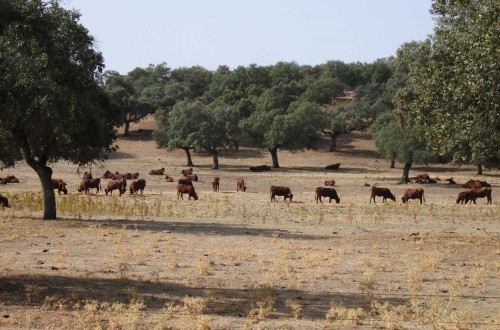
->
[59,182,68,195]
[335,197,340,204]
[288,193,294,201]
[401,196,407,203]
[389,194,396,202]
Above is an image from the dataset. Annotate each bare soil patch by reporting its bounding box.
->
[1,118,499,329]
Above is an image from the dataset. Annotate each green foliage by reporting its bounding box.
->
[397,0,500,167]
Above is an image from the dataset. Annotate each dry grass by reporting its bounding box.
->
[0,126,498,328]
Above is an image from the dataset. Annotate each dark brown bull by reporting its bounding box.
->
[0,195,10,208]
[324,180,335,186]
[325,163,341,170]
[249,165,271,172]
[212,177,219,192]
[456,191,476,204]
[470,187,492,205]
[78,178,101,194]
[149,168,165,175]
[181,168,194,176]
[270,186,293,202]
[105,178,126,196]
[177,184,198,200]
[236,177,247,192]
[129,179,146,195]
[401,188,425,204]
[177,178,193,186]
[370,187,395,203]
[51,179,68,195]
[4,175,19,183]
[315,187,340,204]
[102,170,115,179]
[165,175,174,182]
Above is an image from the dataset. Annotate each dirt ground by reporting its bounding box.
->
[0,117,499,329]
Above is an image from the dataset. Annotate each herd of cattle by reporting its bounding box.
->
[0,169,495,209]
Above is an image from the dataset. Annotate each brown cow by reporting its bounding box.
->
[0,195,10,208]
[461,179,491,189]
[184,174,199,181]
[456,191,476,205]
[324,180,335,186]
[270,186,293,202]
[370,187,395,203]
[177,184,198,200]
[102,170,115,179]
[78,178,101,194]
[178,178,193,186]
[325,163,341,171]
[315,187,340,204]
[236,177,247,192]
[165,175,174,182]
[105,178,126,196]
[51,179,68,195]
[83,171,93,180]
[470,187,492,205]
[149,168,165,175]
[212,177,220,192]
[411,173,430,183]
[401,188,425,204]
[129,172,140,179]
[129,179,146,195]
[249,165,271,172]
[5,175,19,183]
[180,168,194,176]
[0,178,6,184]
[444,177,456,184]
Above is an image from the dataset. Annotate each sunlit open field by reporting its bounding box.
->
[1,119,499,329]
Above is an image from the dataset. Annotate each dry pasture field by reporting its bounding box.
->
[1,121,499,329]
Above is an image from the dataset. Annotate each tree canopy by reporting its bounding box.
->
[0,0,120,219]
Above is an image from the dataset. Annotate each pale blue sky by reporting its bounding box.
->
[63,0,435,74]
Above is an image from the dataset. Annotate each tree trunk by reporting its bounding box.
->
[390,160,395,168]
[401,162,412,184]
[30,164,56,219]
[182,147,194,166]
[476,164,483,175]
[269,148,280,168]
[211,148,219,170]
[123,121,130,137]
[329,133,338,152]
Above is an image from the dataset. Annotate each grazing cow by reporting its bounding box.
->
[249,165,271,172]
[129,179,146,195]
[470,187,492,205]
[401,188,425,204]
[212,177,220,192]
[184,174,198,181]
[78,178,101,194]
[177,184,198,200]
[270,186,293,202]
[324,180,336,186]
[105,178,126,196]
[236,177,247,192]
[51,179,68,195]
[149,168,165,175]
[370,187,395,203]
[325,163,341,171]
[315,187,340,204]
[178,178,193,186]
[456,191,476,205]
[181,168,194,176]
[0,195,10,208]
[165,175,174,182]
[102,170,115,179]
[83,171,93,180]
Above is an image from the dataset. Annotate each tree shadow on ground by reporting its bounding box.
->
[0,274,408,320]
[55,218,331,241]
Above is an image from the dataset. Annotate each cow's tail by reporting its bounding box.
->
[423,190,426,203]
